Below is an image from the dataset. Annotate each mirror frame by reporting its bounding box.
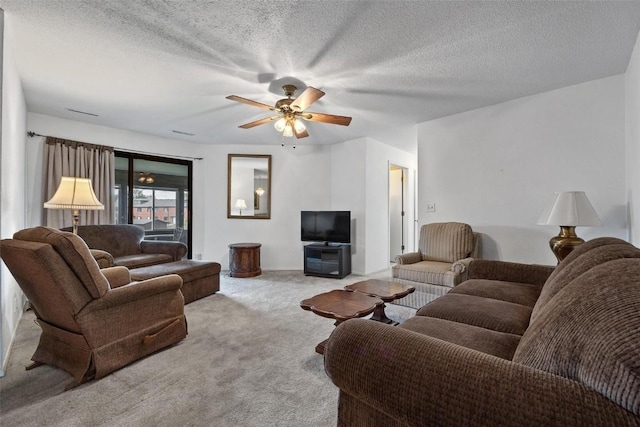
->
[227,154,272,219]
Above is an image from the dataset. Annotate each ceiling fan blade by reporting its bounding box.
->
[302,112,352,126]
[290,87,325,112]
[226,95,275,111]
[294,128,309,139]
[238,116,277,129]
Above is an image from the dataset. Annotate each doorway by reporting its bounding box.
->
[389,164,409,263]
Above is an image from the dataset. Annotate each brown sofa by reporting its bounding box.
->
[66,224,188,269]
[67,225,221,305]
[325,237,640,426]
[0,227,187,389]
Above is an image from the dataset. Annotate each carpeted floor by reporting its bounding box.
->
[0,270,415,427]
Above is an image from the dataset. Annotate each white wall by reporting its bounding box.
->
[365,138,417,273]
[626,31,640,246]
[331,138,367,273]
[331,137,418,274]
[24,113,419,277]
[417,75,627,265]
[1,15,28,375]
[26,113,334,270]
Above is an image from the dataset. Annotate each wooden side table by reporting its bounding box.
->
[228,243,261,278]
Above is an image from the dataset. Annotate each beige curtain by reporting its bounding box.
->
[43,137,115,229]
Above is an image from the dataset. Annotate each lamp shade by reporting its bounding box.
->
[234,199,247,210]
[44,177,104,210]
[537,191,601,226]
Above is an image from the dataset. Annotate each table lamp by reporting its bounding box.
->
[44,176,105,234]
[537,191,601,263]
[235,199,247,216]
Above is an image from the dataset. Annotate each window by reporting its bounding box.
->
[115,153,192,257]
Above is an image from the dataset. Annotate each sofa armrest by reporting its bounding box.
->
[101,266,131,289]
[88,274,183,310]
[451,256,473,274]
[395,252,422,265]
[140,240,188,261]
[90,249,114,268]
[324,319,636,426]
[467,259,555,286]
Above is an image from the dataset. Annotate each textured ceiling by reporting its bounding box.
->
[3,1,640,153]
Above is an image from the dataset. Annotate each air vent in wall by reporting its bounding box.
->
[172,130,195,136]
[67,108,99,117]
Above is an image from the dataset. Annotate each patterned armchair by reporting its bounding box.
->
[0,226,187,389]
[392,222,478,308]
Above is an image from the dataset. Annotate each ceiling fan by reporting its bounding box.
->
[226,84,352,139]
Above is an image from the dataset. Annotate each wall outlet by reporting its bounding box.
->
[195,253,202,260]
[426,203,436,212]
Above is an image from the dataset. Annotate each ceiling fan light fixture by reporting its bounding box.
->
[274,117,287,132]
[137,173,154,184]
[282,120,294,137]
[227,84,351,139]
[293,119,306,133]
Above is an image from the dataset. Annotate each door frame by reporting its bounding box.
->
[388,162,415,266]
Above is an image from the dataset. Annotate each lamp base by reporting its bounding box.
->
[549,226,584,264]
[72,209,80,235]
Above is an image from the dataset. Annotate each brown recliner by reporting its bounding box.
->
[0,226,187,389]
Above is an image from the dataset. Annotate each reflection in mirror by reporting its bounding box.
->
[228,154,271,219]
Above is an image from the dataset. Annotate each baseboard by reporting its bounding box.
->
[1,300,28,377]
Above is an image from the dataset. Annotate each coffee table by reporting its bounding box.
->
[300,289,383,354]
[344,279,415,325]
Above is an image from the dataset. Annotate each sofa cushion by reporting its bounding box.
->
[114,253,174,269]
[14,226,109,298]
[448,279,542,308]
[399,316,521,360]
[421,222,474,263]
[73,224,145,258]
[513,259,640,417]
[416,293,532,335]
[392,260,458,287]
[531,242,640,322]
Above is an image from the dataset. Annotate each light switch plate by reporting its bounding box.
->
[426,203,436,212]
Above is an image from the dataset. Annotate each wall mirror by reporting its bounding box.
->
[227,154,271,219]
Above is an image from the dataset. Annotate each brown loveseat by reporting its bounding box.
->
[325,237,640,425]
[66,224,187,269]
[0,227,187,389]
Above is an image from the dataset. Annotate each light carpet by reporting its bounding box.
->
[0,270,415,427]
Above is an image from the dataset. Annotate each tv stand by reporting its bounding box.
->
[304,243,351,279]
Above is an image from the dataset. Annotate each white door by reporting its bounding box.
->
[389,164,408,263]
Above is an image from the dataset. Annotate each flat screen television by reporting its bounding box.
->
[301,211,351,244]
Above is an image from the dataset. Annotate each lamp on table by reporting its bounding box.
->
[44,176,105,234]
[537,191,601,263]
[235,199,247,216]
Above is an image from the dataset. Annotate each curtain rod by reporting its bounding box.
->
[27,131,203,161]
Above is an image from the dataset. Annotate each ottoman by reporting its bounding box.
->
[130,260,221,304]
